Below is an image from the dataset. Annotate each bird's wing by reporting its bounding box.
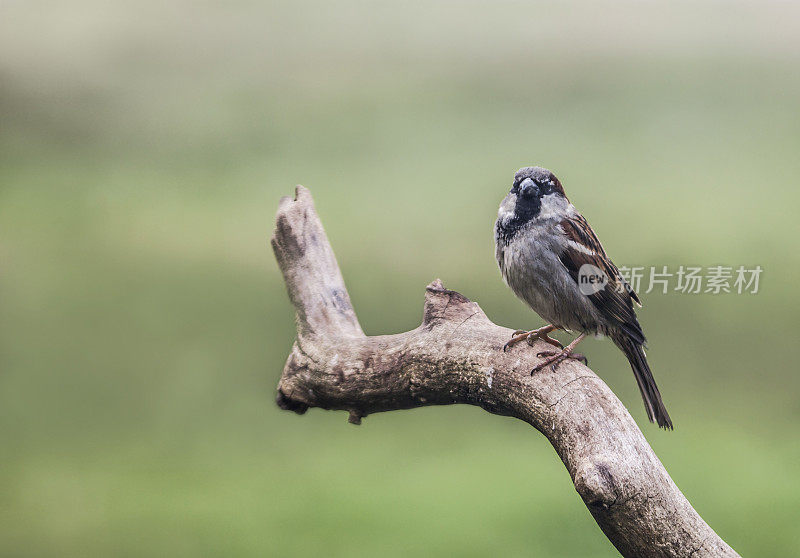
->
[557,213,645,344]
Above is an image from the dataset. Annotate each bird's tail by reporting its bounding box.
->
[613,335,673,430]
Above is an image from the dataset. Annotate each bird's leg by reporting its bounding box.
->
[503,324,563,352]
[531,333,588,374]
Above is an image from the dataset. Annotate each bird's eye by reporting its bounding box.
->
[510,182,519,194]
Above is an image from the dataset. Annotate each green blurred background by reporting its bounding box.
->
[1,1,799,556]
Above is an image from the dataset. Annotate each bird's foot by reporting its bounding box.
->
[531,350,587,373]
[503,325,562,352]
[530,333,588,374]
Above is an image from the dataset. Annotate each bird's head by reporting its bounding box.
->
[497,166,568,234]
[511,166,566,206]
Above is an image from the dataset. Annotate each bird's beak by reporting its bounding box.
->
[519,178,538,197]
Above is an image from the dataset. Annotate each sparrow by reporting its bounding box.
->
[494,166,672,429]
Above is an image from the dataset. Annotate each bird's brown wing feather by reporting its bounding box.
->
[558,214,645,344]
[558,214,672,428]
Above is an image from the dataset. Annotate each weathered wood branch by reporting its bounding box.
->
[271,186,738,558]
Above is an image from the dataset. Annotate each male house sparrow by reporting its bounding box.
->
[494,166,672,429]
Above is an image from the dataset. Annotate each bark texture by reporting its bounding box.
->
[271,185,739,558]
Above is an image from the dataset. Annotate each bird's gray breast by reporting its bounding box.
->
[496,219,601,332]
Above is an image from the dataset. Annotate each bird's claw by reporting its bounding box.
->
[503,330,530,352]
[529,334,562,349]
[503,326,563,352]
[531,350,588,374]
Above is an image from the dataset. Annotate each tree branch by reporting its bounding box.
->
[271,185,739,558]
